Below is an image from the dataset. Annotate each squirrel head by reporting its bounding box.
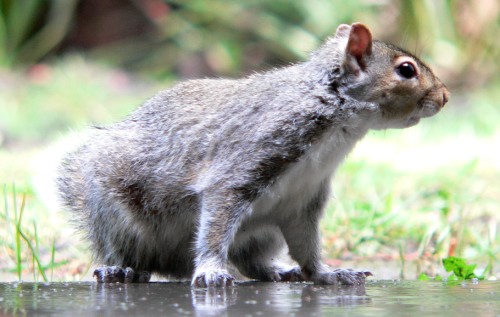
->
[312,23,450,129]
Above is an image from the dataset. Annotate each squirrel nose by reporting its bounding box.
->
[441,88,450,107]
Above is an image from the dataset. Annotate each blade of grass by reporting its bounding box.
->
[0,7,9,66]
[487,220,497,276]
[32,247,36,281]
[12,184,22,281]
[16,0,78,64]
[33,219,39,281]
[398,240,406,279]
[16,197,48,282]
[434,225,450,256]
[417,226,436,257]
[50,238,56,281]
[17,229,48,282]
[5,0,43,51]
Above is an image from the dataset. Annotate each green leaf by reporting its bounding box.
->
[442,256,483,280]
[418,272,431,281]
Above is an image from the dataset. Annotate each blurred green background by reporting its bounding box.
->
[0,0,499,281]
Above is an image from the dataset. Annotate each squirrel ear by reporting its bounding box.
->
[335,24,351,38]
[345,23,372,70]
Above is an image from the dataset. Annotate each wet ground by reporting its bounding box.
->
[0,280,499,316]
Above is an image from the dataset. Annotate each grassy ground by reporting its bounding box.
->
[0,57,498,282]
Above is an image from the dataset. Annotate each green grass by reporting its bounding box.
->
[1,184,72,282]
[2,185,44,281]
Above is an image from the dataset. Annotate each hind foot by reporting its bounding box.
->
[93,266,151,283]
[311,268,372,286]
[244,265,305,282]
[277,266,305,282]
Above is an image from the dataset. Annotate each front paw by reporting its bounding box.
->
[192,269,235,288]
[312,268,372,286]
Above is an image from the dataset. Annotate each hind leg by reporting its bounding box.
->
[229,225,305,282]
[88,203,155,283]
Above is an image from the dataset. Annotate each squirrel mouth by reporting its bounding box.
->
[404,100,441,127]
[406,117,421,126]
[416,100,442,119]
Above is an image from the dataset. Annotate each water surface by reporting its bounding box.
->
[0,280,498,316]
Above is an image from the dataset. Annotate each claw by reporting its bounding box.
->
[313,268,372,286]
[192,270,235,288]
[93,266,151,283]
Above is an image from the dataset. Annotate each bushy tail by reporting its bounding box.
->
[56,150,87,215]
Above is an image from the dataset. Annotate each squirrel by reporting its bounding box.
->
[57,23,449,287]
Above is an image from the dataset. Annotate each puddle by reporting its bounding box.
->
[0,280,498,316]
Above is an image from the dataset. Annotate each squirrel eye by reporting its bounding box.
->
[396,62,417,79]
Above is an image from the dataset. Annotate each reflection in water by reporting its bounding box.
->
[190,282,368,316]
[192,286,238,317]
[0,280,499,316]
[301,284,369,307]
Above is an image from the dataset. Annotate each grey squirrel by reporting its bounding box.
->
[57,23,449,287]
